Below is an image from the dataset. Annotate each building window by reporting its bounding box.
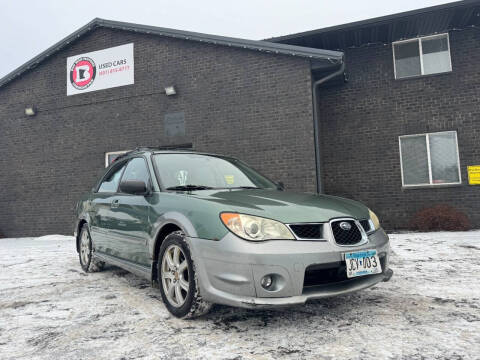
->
[393,34,452,79]
[105,150,129,167]
[399,131,461,187]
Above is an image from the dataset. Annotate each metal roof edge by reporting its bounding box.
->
[266,0,480,42]
[97,18,343,60]
[0,18,343,90]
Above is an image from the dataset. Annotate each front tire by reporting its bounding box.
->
[158,232,211,318]
[78,224,104,273]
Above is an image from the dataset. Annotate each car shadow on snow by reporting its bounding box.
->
[96,264,391,329]
[200,291,388,330]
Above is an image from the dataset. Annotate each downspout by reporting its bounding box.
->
[312,58,345,194]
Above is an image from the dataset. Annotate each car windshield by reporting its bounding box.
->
[153,153,278,190]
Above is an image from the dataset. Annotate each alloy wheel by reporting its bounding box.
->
[161,244,189,307]
[80,230,91,265]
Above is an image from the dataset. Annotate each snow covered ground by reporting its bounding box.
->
[0,232,479,360]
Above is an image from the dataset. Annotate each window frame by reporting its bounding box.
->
[105,150,130,167]
[95,160,129,194]
[392,33,452,80]
[118,156,154,195]
[398,131,462,188]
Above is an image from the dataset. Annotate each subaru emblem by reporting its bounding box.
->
[339,221,352,231]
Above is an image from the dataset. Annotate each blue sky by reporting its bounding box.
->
[0,0,454,78]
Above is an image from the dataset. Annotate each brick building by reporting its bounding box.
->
[270,0,480,230]
[1,1,479,236]
[0,20,342,237]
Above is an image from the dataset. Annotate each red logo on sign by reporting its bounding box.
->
[69,57,96,90]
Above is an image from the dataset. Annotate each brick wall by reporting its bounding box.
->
[0,27,316,237]
[317,28,480,229]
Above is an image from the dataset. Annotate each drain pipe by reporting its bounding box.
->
[312,59,345,194]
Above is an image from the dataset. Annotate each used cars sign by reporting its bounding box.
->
[66,43,134,96]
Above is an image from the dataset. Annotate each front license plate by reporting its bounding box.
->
[344,249,382,278]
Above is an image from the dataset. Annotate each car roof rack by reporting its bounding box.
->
[112,144,195,164]
[133,143,194,152]
[155,143,194,151]
[111,147,153,163]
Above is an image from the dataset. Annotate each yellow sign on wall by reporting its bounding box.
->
[467,166,480,185]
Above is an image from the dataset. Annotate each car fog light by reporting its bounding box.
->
[261,275,273,289]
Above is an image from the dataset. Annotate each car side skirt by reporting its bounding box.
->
[93,252,151,280]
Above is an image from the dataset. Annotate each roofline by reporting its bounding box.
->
[0,18,343,90]
[266,0,480,42]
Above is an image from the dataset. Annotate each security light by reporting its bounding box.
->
[164,86,176,96]
[25,107,36,116]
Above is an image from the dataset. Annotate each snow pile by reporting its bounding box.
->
[0,231,479,359]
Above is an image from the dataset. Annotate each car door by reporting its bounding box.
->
[108,157,152,266]
[89,161,127,255]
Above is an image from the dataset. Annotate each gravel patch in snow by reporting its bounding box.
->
[0,231,479,359]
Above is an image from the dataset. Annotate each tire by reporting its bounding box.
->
[158,231,212,318]
[78,223,105,273]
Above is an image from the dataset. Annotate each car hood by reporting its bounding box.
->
[188,189,370,223]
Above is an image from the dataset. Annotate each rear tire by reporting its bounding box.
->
[78,224,105,273]
[158,231,211,318]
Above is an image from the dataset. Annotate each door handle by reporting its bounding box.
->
[111,199,120,209]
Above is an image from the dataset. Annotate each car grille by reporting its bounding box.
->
[360,219,371,233]
[303,254,386,289]
[331,219,363,245]
[289,224,323,239]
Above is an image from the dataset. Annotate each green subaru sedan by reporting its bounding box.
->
[74,148,392,318]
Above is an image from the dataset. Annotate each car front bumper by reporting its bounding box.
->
[187,229,392,309]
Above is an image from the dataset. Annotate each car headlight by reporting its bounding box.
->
[220,213,295,241]
[368,209,381,230]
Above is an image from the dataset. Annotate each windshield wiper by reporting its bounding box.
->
[166,185,214,191]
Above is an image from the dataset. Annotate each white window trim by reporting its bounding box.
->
[398,131,462,188]
[392,33,452,80]
[105,150,130,167]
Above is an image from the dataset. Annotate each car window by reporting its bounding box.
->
[121,157,151,186]
[98,163,127,193]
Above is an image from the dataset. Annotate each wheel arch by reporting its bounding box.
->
[153,223,183,262]
[150,212,198,257]
[76,218,88,253]
[151,218,193,284]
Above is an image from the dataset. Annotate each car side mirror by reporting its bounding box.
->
[119,180,149,195]
[277,181,285,191]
